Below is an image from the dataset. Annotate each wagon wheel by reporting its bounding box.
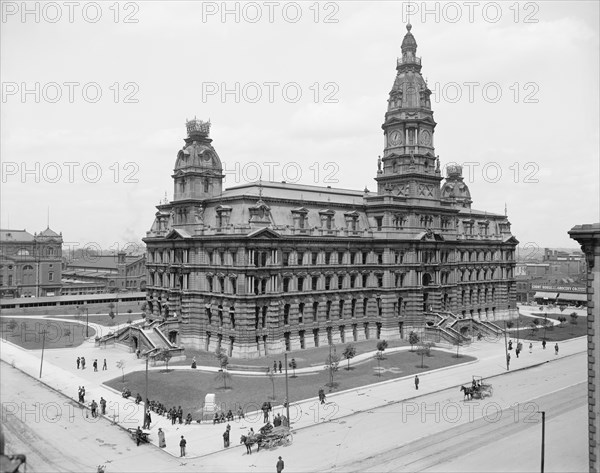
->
[487,386,493,396]
[282,433,293,445]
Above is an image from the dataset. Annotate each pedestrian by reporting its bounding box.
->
[102,358,107,370]
[276,455,285,473]
[273,361,277,372]
[542,339,547,349]
[515,348,520,358]
[179,435,187,457]
[81,357,86,369]
[278,360,282,373]
[318,388,326,404]
[100,397,106,415]
[91,400,98,418]
[237,406,245,420]
[414,375,419,390]
[555,343,559,355]
[529,342,533,354]
[158,428,166,448]
[223,426,230,448]
[136,426,142,446]
[262,402,269,423]
[178,406,183,424]
[77,357,81,369]
[507,352,511,369]
[93,359,98,372]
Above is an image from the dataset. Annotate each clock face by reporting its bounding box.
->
[389,130,402,146]
[420,130,432,145]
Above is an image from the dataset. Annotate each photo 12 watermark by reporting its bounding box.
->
[222,161,340,185]
[2,82,140,104]
[400,1,539,24]
[200,1,339,24]
[1,2,140,23]
[201,82,339,104]
[1,162,140,184]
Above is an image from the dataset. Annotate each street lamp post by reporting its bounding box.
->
[539,410,546,473]
[39,326,48,378]
[503,321,509,370]
[284,352,290,427]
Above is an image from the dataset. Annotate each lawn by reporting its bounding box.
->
[509,312,587,342]
[0,317,96,349]
[104,348,474,421]
[170,338,410,370]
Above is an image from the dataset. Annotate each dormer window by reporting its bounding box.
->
[344,211,360,232]
[319,209,335,231]
[291,207,309,230]
[216,205,232,228]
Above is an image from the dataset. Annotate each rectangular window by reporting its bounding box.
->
[282,252,289,267]
[48,272,54,282]
[375,217,383,231]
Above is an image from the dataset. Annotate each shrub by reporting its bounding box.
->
[408,331,419,351]
[570,312,578,325]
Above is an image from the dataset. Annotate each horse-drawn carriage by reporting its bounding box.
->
[240,424,293,453]
[460,376,493,400]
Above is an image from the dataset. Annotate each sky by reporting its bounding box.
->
[1,0,598,257]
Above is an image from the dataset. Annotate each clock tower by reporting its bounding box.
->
[376,24,442,203]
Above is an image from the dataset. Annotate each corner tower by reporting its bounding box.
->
[172,118,224,202]
[376,24,442,203]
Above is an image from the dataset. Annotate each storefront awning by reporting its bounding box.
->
[534,292,558,299]
[558,293,587,302]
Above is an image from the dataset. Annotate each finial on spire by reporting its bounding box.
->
[504,202,508,216]
[406,23,412,32]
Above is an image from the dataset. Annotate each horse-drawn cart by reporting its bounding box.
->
[471,375,493,399]
[461,376,493,400]
[241,425,293,453]
[260,426,293,449]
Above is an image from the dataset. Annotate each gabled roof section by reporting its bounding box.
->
[0,229,34,242]
[39,227,60,237]
[165,228,192,239]
[318,209,335,216]
[246,227,281,239]
[291,207,309,214]
[503,235,519,245]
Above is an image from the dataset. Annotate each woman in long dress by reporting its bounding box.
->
[158,428,166,448]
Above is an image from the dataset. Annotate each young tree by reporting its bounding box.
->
[214,348,231,389]
[408,331,419,351]
[342,344,357,370]
[376,339,388,357]
[116,359,126,382]
[558,315,567,326]
[506,321,514,329]
[570,312,578,325]
[324,352,340,388]
[108,302,116,320]
[156,349,173,372]
[266,368,276,400]
[7,318,17,331]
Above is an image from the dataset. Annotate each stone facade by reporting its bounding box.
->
[569,223,600,473]
[143,25,518,358]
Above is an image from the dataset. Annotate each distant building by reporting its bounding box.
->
[62,252,147,295]
[569,223,600,473]
[0,227,63,298]
[143,24,518,358]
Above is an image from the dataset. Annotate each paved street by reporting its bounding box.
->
[0,318,587,472]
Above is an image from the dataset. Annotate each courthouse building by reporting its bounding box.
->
[143,24,518,358]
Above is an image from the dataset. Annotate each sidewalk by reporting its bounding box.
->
[0,317,586,460]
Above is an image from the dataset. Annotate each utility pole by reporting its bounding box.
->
[39,327,47,378]
[145,354,149,406]
[503,321,509,370]
[284,352,290,427]
[540,411,546,473]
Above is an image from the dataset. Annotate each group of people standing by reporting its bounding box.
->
[76,356,107,371]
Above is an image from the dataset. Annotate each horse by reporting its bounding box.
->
[460,385,473,400]
[240,434,262,454]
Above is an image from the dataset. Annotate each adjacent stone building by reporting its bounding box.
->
[0,227,63,298]
[143,24,518,358]
[569,223,600,473]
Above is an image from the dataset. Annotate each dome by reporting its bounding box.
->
[174,141,222,172]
